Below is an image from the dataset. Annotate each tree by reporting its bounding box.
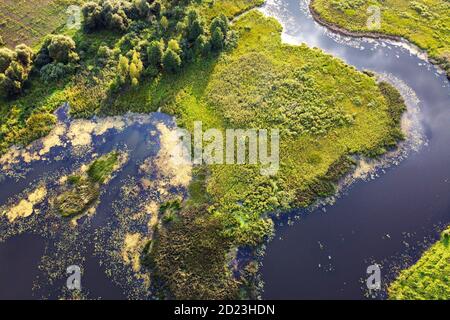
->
[160,16,169,30]
[82,1,130,33]
[47,35,79,64]
[15,44,34,67]
[186,9,204,42]
[134,0,150,18]
[147,40,164,68]
[1,61,28,97]
[211,27,225,51]
[81,1,102,32]
[0,47,15,73]
[110,12,129,32]
[129,50,143,86]
[210,14,229,35]
[162,49,181,74]
[168,39,181,55]
[150,1,161,18]
[117,55,130,85]
[195,35,211,57]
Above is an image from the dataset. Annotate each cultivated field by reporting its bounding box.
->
[0,0,83,48]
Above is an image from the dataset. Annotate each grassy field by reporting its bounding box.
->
[389,226,450,300]
[311,0,450,76]
[146,10,405,298]
[0,0,84,48]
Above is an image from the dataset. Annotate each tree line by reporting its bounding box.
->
[0,0,231,99]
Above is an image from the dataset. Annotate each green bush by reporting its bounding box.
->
[47,35,79,64]
[40,63,73,83]
[162,48,182,74]
[18,112,57,145]
[210,27,225,51]
[147,40,164,68]
[0,47,15,73]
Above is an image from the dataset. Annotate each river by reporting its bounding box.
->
[260,0,450,300]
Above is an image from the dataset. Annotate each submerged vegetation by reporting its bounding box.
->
[1,0,412,299]
[311,0,450,78]
[389,226,450,300]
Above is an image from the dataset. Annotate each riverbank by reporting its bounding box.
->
[309,0,450,80]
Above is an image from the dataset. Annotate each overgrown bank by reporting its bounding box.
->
[389,226,450,300]
[310,0,450,79]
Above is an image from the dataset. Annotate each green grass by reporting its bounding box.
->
[389,226,450,300]
[54,177,99,217]
[311,0,450,76]
[193,0,265,21]
[87,151,119,183]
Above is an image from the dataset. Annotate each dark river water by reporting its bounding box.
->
[260,0,450,299]
[0,0,449,300]
[0,107,176,299]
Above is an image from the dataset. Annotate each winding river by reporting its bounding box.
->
[260,0,450,299]
[0,0,449,300]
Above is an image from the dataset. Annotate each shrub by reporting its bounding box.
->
[21,112,57,142]
[162,48,181,74]
[211,27,225,51]
[40,63,73,83]
[15,44,34,67]
[147,40,164,68]
[0,47,15,73]
[442,229,450,245]
[47,35,79,64]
